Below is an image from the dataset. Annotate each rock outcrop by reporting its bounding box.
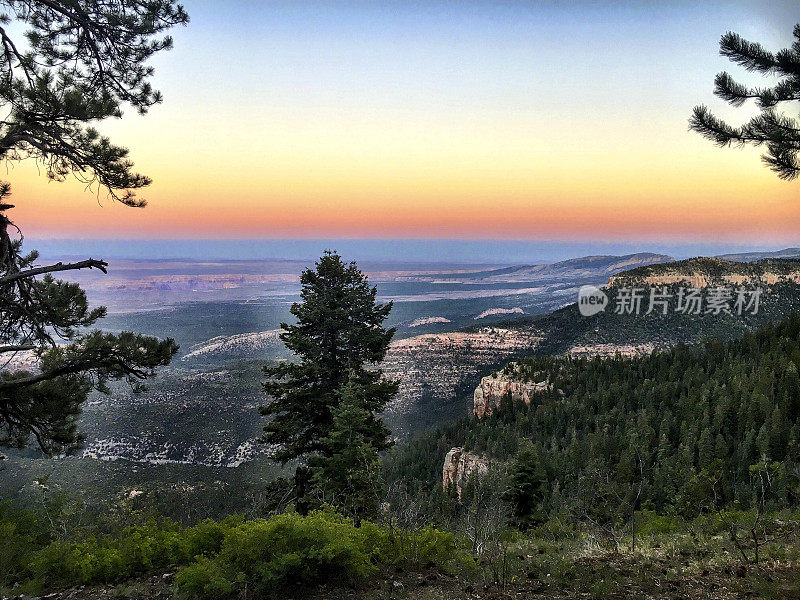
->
[383,328,541,435]
[607,257,800,289]
[473,372,549,418]
[442,447,489,497]
[568,343,655,359]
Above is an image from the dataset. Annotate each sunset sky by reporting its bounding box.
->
[10,1,800,246]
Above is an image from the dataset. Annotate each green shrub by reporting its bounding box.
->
[174,509,469,598]
[529,516,579,541]
[174,556,234,599]
[29,518,225,586]
[409,526,458,565]
[693,509,756,536]
[0,503,52,586]
[184,518,235,559]
[636,511,683,536]
[17,507,464,596]
[214,510,377,590]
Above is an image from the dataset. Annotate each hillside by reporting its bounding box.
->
[516,252,674,279]
[5,314,800,600]
[6,255,799,500]
[384,257,800,433]
[387,315,800,518]
[716,247,800,262]
[499,258,800,357]
[608,257,800,287]
[383,258,800,435]
[413,252,674,282]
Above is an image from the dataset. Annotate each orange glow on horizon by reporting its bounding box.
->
[8,2,800,245]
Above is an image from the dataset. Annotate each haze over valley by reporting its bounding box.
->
[6,247,800,496]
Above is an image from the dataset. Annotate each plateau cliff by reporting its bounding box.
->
[442,447,489,497]
[472,369,550,418]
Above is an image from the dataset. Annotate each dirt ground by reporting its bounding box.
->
[7,558,798,600]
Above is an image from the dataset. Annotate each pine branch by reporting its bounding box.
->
[0,332,177,391]
[793,24,800,55]
[714,72,756,107]
[720,31,777,73]
[763,143,800,181]
[775,48,800,78]
[689,105,757,146]
[757,79,800,108]
[0,344,35,353]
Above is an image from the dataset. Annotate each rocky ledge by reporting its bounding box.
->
[473,370,549,418]
[442,447,489,497]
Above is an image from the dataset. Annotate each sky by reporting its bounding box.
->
[9,0,800,254]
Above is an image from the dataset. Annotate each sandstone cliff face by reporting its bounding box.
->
[383,328,541,437]
[442,447,489,497]
[607,257,800,289]
[608,272,800,288]
[568,343,655,359]
[473,372,549,418]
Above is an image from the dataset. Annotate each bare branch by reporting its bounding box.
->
[0,258,108,285]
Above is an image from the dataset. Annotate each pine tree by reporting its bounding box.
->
[0,2,187,454]
[261,251,398,474]
[503,440,548,528]
[310,377,390,523]
[0,1,189,213]
[0,197,178,453]
[690,24,800,180]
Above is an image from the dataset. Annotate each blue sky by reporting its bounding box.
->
[17,0,800,256]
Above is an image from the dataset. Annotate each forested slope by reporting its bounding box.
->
[388,315,800,521]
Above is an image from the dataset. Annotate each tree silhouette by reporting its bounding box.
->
[690,24,800,180]
[0,1,187,454]
[0,187,178,454]
[261,252,397,464]
[0,0,189,208]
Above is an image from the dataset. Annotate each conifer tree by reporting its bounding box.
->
[310,377,389,522]
[0,203,178,453]
[503,441,548,528]
[690,24,800,180]
[0,1,189,212]
[261,252,398,510]
[0,1,187,454]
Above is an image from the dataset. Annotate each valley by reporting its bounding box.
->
[5,251,800,502]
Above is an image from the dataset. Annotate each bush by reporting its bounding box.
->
[11,507,466,597]
[693,509,756,536]
[214,510,377,590]
[636,511,683,536]
[174,509,471,598]
[184,518,236,559]
[529,516,579,541]
[28,518,232,587]
[0,504,52,586]
[174,556,234,599]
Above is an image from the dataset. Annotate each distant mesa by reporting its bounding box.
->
[608,257,800,289]
[475,307,524,319]
[408,252,674,283]
[520,252,675,278]
[714,247,800,262]
[408,316,452,327]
